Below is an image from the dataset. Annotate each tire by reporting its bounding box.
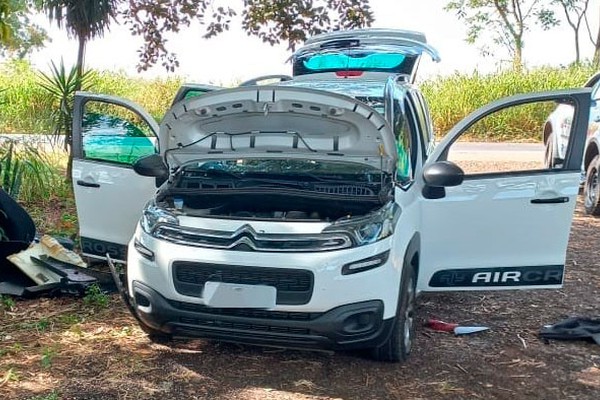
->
[371,261,417,363]
[584,155,600,216]
[147,333,172,344]
[139,322,172,344]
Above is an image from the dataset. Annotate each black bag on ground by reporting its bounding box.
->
[539,317,600,345]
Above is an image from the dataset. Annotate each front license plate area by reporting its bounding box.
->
[203,281,277,309]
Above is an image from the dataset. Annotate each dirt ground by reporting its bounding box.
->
[2,168,600,399]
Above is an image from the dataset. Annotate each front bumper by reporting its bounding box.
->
[131,281,395,351]
[128,226,402,319]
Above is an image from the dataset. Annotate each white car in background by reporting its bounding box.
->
[71,29,591,362]
[543,72,600,215]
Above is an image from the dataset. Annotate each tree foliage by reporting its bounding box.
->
[0,0,11,43]
[445,0,557,70]
[38,1,371,72]
[43,0,118,77]
[0,0,48,57]
[122,0,374,72]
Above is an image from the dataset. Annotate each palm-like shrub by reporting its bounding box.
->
[38,60,94,178]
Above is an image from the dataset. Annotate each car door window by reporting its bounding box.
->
[411,91,434,160]
[443,100,572,175]
[81,101,157,166]
[389,97,416,185]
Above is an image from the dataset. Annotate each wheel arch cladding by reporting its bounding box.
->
[543,122,552,144]
[585,140,599,171]
[404,233,420,281]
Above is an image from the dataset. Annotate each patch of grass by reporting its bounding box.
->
[0,343,22,358]
[56,313,82,325]
[26,390,59,400]
[0,367,20,385]
[36,318,51,333]
[83,284,110,308]
[69,324,84,337]
[40,347,57,369]
[0,294,15,310]
[17,317,53,333]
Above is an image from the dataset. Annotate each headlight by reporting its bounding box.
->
[140,202,179,234]
[323,203,399,247]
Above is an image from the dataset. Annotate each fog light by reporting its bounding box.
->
[342,311,376,334]
[134,292,151,307]
[341,250,390,275]
[134,239,155,261]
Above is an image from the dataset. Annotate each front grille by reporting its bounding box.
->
[154,225,351,252]
[172,262,314,305]
[171,301,322,321]
[179,316,311,335]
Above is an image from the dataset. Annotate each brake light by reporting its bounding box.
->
[335,71,364,78]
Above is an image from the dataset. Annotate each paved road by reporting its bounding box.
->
[452,142,542,162]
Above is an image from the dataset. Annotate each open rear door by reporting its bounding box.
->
[417,89,591,291]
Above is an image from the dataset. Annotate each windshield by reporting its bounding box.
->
[181,159,384,183]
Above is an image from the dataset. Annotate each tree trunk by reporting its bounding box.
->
[66,36,87,181]
[575,30,581,64]
[513,43,523,71]
[75,36,86,91]
[594,27,600,67]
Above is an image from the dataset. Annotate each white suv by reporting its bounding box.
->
[71,29,591,362]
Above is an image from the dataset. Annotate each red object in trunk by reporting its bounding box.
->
[335,71,364,78]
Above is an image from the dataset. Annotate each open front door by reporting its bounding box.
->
[72,93,159,262]
[418,89,591,292]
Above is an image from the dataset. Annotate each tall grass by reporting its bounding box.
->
[0,61,54,134]
[0,60,596,141]
[89,71,183,121]
[421,64,596,140]
[0,136,65,202]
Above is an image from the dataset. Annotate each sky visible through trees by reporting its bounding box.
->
[2,0,600,83]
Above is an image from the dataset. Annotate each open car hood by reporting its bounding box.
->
[160,85,396,172]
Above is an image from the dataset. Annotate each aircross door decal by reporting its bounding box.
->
[429,266,564,288]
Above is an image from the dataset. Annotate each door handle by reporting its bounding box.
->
[76,180,100,188]
[530,196,569,204]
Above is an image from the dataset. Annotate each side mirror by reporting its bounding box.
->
[423,161,464,187]
[133,154,168,179]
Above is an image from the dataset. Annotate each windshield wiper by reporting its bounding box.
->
[235,178,311,190]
